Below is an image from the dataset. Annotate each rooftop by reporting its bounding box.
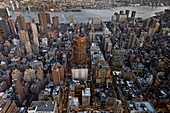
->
[127,101,157,113]
[28,101,56,112]
[82,88,91,96]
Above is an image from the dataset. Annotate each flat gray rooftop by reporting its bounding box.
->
[30,101,56,112]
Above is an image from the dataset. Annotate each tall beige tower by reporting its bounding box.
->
[18,30,30,45]
[31,23,39,46]
[25,41,32,54]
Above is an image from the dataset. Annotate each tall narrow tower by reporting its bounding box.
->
[0,19,11,43]
[72,35,87,65]
[30,22,39,54]
[18,30,30,45]
[8,16,17,35]
[38,12,48,32]
[52,16,59,28]
[17,15,27,31]
[52,63,65,86]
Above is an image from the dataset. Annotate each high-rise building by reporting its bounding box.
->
[8,16,17,35]
[38,12,48,31]
[29,22,39,54]
[18,30,30,45]
[36,66,44,85]
[128,33,136,48]
[23,68,36,82]
[46,13,51,24]
[116,10,128,22]
[31,23,39,44]
[52,16,59,28]
[11,68,23,81]
[17,15,27,31]
[12,79,26,103]
[0,20,6,43]
[32,44,39,55]
[92,16,102,30]
[95,63,111,83]
[72,35,87,65]
[147,18,160,36]
[52,63,65,86]
[69,15,74,23]
[103,36,111,52]
[0,19,11,43]
[0,19,11,37]
[131,11,136,20]
[111,49,125,69]
[25,41,32,54]
[125,10,130,18]
[15,1,19,9]
[30,79,42,95]
[0,8,9,19]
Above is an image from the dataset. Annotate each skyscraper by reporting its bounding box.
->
[29,22,39,54]
[0,19,11,38]
[38,12,48,31]
[0,8,9,19]
[25,41,32,54]
[52,63,65,86]
[111,49,125,70]
[8,16,17,35]
[69,15,74,23]
[36,66,44,85]
[125,10,130,18]
[23,68,36,82]
[72,35,87,65]
[0,20,7,43]
[12,79,26,103]
[46,13,51,24]
[11,68,23,81]
[17,15,27,31]
[131,11,136,20]
[30,22,39,46]
[128,33,136,48]
[52,16,59,28]
[18,30,30,45]
[0,20,10,43]
[92,16,102,30]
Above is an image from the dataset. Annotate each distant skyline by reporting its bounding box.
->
[9,6,169,23]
